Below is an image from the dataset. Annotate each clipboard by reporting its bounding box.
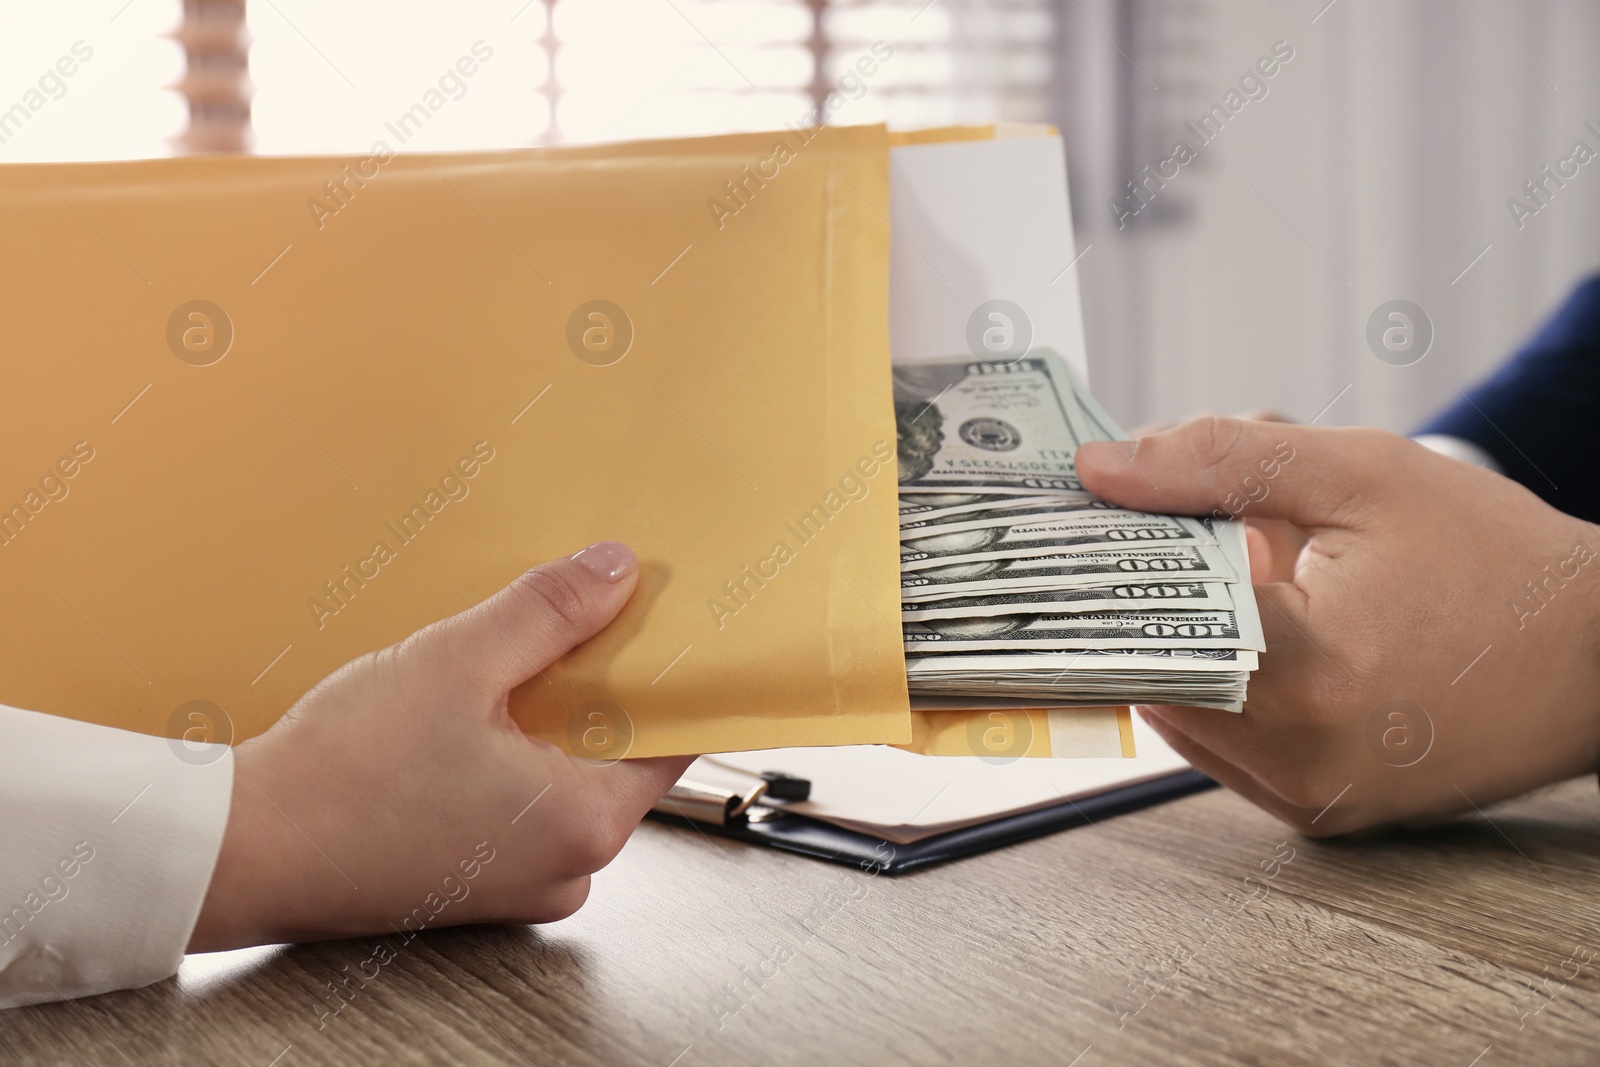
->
[649,768,1215,876]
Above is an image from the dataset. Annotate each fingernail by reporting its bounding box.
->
[571,541,637,583]
[1082,439,1138,463]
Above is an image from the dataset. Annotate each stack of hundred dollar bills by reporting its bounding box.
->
[896,351,1264,712]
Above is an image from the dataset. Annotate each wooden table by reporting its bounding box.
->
[8,777,1600,1066]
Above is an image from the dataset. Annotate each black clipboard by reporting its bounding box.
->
[650,769,1214,875]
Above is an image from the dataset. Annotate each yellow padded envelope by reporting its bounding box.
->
[0,125,911,758]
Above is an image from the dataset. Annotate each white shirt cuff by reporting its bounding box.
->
[1413,433,1502,474]
[0,705,233,1008]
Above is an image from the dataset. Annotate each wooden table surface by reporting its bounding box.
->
[8,776,1600,1066]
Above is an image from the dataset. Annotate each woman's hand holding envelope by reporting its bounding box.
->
[186,543,692,952]
[1078,417,1600,835]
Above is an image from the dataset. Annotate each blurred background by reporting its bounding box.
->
[3,0,1596,432]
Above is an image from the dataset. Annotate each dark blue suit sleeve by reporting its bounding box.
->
[1415,274,1600,522]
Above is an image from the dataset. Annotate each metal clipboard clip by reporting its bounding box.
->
[651,771,811,827]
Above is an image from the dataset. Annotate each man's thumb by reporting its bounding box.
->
[1076,417,1372,528]
[439,542,639,692]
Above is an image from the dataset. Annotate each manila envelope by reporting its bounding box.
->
[0,125,910,758]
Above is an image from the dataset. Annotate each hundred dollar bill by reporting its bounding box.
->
[900,511,1212,570]
[900,581,1235,621]
[899,493,1066,526]
[910,687,1246,712]
[899,543,1239,600]
[1210,516,1264,652]
[911,685,1246,709]
[903,609,1265,652]
[900,494,1118,535]
[905,647,1258,710]
[905,646,1259,675]
[895,350,1118,495]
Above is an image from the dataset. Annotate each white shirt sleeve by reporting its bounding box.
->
[1413,433,1503,474]
[0,704,233,1009]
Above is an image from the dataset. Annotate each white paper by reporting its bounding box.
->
[888,134,1090,382]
